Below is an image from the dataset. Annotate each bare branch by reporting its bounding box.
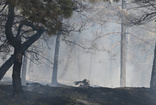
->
[63,38,91,50]
[0,2,8,13]
[127,32,154,46]
[93,32,120,43]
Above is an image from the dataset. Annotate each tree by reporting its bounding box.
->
[51,30,61,86]
[151,43,156,89]
[0,0,74,94]
[128,0,156,89]
[120,0,126,87]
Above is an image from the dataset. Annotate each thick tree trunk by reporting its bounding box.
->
[2,1,45,94]
[52,33,61,86]
[150,43,156,89]
[4,2,23,94]
[12,48,23,94]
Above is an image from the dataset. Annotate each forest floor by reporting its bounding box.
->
[0,83,155,105]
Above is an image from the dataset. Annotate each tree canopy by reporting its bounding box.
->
[0,0,77,94]
[6,0,74,34]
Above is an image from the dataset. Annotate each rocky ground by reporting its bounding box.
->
[0,83,155,105]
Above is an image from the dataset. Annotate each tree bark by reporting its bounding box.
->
[12,48,23,94]
[150,43,156,89]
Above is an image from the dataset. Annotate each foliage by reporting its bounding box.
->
[7,0,74,35]
[0,0,76,94]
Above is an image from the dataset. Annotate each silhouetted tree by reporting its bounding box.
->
[151,44,156,89]
[0,0,74,94]
[51,30,61,86]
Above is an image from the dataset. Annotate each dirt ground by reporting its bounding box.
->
[0,83,155,105]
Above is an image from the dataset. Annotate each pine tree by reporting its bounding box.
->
[0,0,74,94]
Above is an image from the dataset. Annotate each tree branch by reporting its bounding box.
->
[16,21,39,38]
[0,27,45,80]
[0,2,8,13]
[5,2,17,47]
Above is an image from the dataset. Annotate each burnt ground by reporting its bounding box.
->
[0,83,155,105]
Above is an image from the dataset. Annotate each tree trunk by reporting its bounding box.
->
[150,43,156,89]
[12,48,23,94]
[120,0,126,87]
[21,54,28,86]
[2,1,45,94]
[78,46,81,80]
[89,53,92,81]
[51,32,61,86]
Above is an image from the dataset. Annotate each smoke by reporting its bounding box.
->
[1,2,155,88]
